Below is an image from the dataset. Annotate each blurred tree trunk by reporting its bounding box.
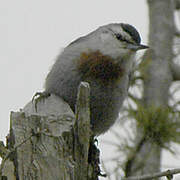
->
[175,0,180,9]
[125,0,175,177]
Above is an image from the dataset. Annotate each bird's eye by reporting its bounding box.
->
[115,33,127,42]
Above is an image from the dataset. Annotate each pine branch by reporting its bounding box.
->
[123,168,180,180]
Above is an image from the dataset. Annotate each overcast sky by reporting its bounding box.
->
[1,0,180,179]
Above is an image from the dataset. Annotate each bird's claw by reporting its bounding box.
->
[32,91,51,112]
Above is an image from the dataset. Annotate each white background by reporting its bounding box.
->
[0,0,180,179]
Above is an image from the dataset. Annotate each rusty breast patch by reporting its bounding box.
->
[77,51,124,83]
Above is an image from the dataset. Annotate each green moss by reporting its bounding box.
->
[128,105,180,148]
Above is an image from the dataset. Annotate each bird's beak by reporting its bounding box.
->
[127,44,149,51]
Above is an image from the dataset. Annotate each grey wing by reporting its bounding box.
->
[45,53,82,111]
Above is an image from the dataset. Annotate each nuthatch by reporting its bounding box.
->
[45,23,148,135]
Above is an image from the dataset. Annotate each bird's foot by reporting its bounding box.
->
[32,91,51,112]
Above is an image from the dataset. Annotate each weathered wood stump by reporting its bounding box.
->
[1,82,100,180]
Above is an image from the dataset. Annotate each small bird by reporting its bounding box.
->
[45,23,148,135]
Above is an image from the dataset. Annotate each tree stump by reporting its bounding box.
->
[1,82,100,180]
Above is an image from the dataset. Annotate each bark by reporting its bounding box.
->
[125,0,174,177]
[0,82,100,180]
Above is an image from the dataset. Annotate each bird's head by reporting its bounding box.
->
[92,23,148,58]
[68,23,148,60]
